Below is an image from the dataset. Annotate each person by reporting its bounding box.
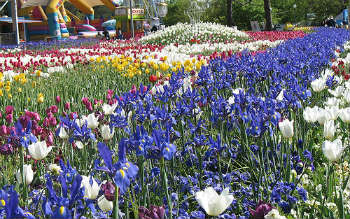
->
[326,16,336,27]
[151,25,158,32]
[103,27,110,40]
[117,28,124,40]
[143,21,150,36]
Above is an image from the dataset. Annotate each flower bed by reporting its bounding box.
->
[139,22,250,45]
[0,26,349,219]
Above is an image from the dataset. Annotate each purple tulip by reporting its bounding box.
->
[100,181,116,201]
[0,143,14,154]
[139,205,165,219]
[249,201,274,219]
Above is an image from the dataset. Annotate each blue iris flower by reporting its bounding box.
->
[130,125,154,157]
[44,171,84,219]
[69,121,96,144]
[0,187,34,219]
[11,120,37,148]
[96,139,138,194]
[152,125,177,160]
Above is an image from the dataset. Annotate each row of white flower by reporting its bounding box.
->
[139,22,249,44]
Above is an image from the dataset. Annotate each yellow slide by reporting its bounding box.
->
[100,0,116,11]
[68,0,94,19]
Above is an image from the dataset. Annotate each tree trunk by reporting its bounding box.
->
[227,0,233,26]
[264,0,272,30]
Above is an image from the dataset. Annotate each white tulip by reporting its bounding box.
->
[101,125,114,140]
[264,209,287,219]
[81,175,100,200]
[16,164,34,185]
[328,86,345,98]
[75,141,84,149]
[195,187,234,216]
[57,126,68,139]
[325,106,339,120]
[342,89,350,103]
[311,78,326,92]
[278,119,294,139]
[324,97,340,107]
[28,141,53,160]
[316,108,331,125]
[86,113,99,129]
[323,120,336,140]
[339,108,350,123]
[98,195,113,212]
[322,139,344,162]
[49,164,62,175]
[102,103,118,115]
[276,89,284,101]
[303,106,319,123]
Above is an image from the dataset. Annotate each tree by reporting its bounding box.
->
[227,0,233,26]
[264,0,272,30]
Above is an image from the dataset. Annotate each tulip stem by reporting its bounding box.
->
[161,158,172,219]
[139,158,147,206]
[113,185,119,219]
[20,146,28,206]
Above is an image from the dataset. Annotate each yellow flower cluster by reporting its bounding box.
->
[0,72,28,99]
[90,55,207,79]
[293,26,314,33]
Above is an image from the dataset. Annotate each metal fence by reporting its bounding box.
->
[0,33,16,45]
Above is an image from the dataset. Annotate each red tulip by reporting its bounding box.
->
[149,75,158,83]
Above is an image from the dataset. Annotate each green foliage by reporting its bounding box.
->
[162,0,191,26]
[164,0,348,30]
[94,5,114,19]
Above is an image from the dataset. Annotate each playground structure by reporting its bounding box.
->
[0,0,167,41]
[17,0,119,40]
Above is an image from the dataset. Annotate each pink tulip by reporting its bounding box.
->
[50,105,58,114]
[6,114,13,124]
[5,105,14,115]
[65,102,70,110]
[56,96,61,103]
[0,125,8,136]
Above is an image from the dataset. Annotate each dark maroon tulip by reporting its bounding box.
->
[139,205,165,219]
[0,143,14,155]
[101,181,115,201]
[249,201,274,219]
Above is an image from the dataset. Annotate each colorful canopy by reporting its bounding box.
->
[0,16,42,23]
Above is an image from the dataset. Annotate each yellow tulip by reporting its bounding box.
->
[17,87,22,93]
[32,81,36,88]
[4,85,10,92]
[37,93,44,103]
[145,68,150,74]
[0,89,3,96]
[7,93,12,99]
